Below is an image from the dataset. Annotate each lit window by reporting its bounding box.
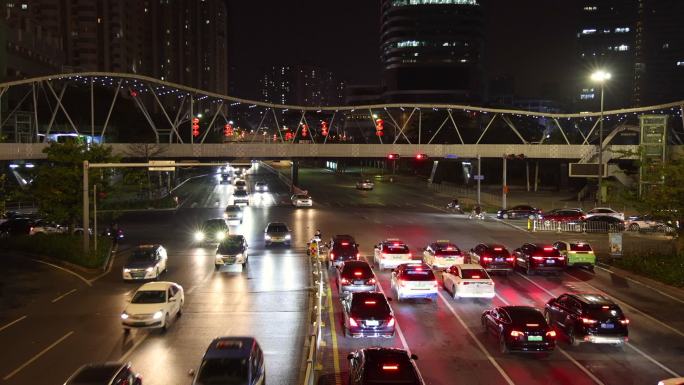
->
[583,6,597,11]
[582,29,596,35]
[615,27,630,33]
[663,43,670,49]
[21,3,27,9]
[616,44,629,51]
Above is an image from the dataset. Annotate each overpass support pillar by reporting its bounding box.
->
[291,160,299,191]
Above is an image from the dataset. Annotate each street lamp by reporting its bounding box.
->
[591,70,611,204]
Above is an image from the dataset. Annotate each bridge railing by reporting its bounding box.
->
[302,246,324,385]
[530,219,625,233]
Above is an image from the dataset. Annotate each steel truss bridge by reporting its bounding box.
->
[0,72,683,162]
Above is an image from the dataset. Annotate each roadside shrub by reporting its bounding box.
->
[0,234,112,269]
[612,251,684,288]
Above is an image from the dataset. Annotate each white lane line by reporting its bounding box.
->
[436,291,516,385]
[28,258,91,287]
[557,348,606,385]
[51,289,77,303]
[119,333,149,362]
[0,315,27,333]
[517,272,683,378]
[593,265,684,305]
[3,331,74,380]
[365,260,410,352]
[562,271,684,339]
[515,272,556,297]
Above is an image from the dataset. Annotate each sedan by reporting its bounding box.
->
[513,243,566,275]
[291,194,313,207]
[497,205,540,220]
[193,219,229,244]
[64,362,142,385]
[625,214,673,232]
[29,219,66,235]
[422,241,465,269]
[348,348,424,385]
[442,264,495,300]
[121,281,184,333]
[254,181,269,192]
[585,207,625,220]
[122,244,168,281]
[215,235,248,270]
[539,209,585,223]
[583,215,625,232]
[356,179,375,190]
[342,292,395,338]
[482,306,556,354]
[469,243,515,274]
[390,263,438,302]
[223,205,244,224]
[264,222,291,246]
[232,190,250,205]
[337,260,377,294]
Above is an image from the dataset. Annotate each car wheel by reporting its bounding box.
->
[629,223,639,231]
[503,213,509,219]
[526,264,535,276]
[499,335,509,354]
[568,327,580,347]
[162,313,170,333]
[452,285,458,300]
[214,264,220,271]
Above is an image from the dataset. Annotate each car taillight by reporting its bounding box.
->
[354,271,363,276]
[349,318,358,327]
[546,330,557,338]
[367,278,376,284]
[340,278,349,284]
[382,364,399,371]
[557,256,565,261]
[356,252,360,259]
[408,252,413,258]
[506,257,515,262]
[620,318,630,325]
[387,317,395,327]
[582,317,598,325]
[482,256,493,262]
[510,330,523,337]
[330,252,335,260]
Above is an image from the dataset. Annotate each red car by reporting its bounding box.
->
[539,209,585,223]
[469,244,515,274]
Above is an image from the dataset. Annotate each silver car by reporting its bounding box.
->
[291,194,313,207]
[356,179,375,190]
[264,222,291,246]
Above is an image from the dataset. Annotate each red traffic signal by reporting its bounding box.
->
[415,153,428,160]
[192,117,200,124]
[387,153,399,160]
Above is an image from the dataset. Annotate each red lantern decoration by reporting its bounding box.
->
[130,90,138,97]
[285,132,293,141]
[192,117,200,124]
[321,121,328,136]
[375,118,384,137]
[224,123,233,137]
[301,124,308,138]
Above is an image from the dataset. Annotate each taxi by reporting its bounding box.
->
[442,264,495,300]
[373,239,415,271]
[553,241,596,270]
[390,263,438,302]
[422,240,465,269]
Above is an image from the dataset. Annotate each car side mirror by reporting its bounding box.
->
[410,354,418,360]
[188,369,195,377]
[347,353,354,360]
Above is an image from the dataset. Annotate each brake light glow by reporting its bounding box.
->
[446,247,454,251]
[546,330,557,337]
[388,317,395,327]
[364,300,377,305]
[340,278,349,284]
[356,252,361,258]
[367,278,376,284]
[543,247,554,251]
[493,247,503,251]
[483,257,492,262]
[526,323,539,327]
[506,257,515,262]
[414,267,422,271]
[620,319,630,325]
[354,271,363,276]
[349,318,358,327]
[393,242,401,246]
[557,256,565,260]
[602,305,610,309]
[341,242,349,246]
[510,330,523,337]
[471,275,481,279]
[330,252,335,260]
[532,256,545,261]
[382,365,399,371]
[582,318,598,325]
[408,253,412,258]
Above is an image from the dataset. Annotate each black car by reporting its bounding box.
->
[194,219,229,244]
[342,292,395,338]
[64,362,142,385]
[583,215,625,233]
[347,348,424,385]
[481,306,556,354]
[219,173,231,184]
[497,205,540,220]
[0,217,34,237]
[469,243,515,274]
[513,243,566,275]
[328,234,360,268]
[337,260,377,294]
[215,235,249,269]
[544,293,629,346]
[191,337,265,385]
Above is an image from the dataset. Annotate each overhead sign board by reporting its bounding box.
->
[148,160,176,171]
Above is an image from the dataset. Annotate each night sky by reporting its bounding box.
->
[227,0,579,101]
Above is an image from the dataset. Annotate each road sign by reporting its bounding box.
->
[445,154,459,159]
[473,175,484,181]
[148,160,176,171]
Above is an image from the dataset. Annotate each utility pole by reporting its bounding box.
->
[93,184,97,252]
[477,154,481,205]
[502,155,507,209]
[82,161,90,254]
[598,82,605,204]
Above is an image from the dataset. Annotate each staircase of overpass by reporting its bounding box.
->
[0,72,683,183]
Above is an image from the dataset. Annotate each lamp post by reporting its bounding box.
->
[591,70,611,204]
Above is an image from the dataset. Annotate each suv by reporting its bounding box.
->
[224,205,244,224]
[356,179,375,190]
[215,235,248,269]
[348,348,423,385]
[328,235,360,268]
[122,244,168,281]
[545,293,629,346]
[233,190,250,206]
[342,292,395,338]
[513,243,566,275]
[234,179,248,192]
[64,362,142,385]
[191,337,265,385]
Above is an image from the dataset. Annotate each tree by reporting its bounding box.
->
[31,141,116,230]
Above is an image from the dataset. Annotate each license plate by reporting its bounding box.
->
[354,280,364,285]
[601,323,614,329]
[393,256,404,260]
[547,259,555,264]
[366,320,379,326]
[495,258,503,262]
[527,335,543,341]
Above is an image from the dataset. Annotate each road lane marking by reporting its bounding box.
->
[28,258,91,287]
[3,331,74,380]
[594,265,684,305]
[0,315,27,333]
[325,274,342,385]
[51,289,77,303]
[89,244,119,283]
[436,291,516,385]
[557,348,606,385]
[516,272,683,378]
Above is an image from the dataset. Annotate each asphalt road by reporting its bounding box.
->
[0,165,682,385]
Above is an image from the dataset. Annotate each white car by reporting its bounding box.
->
[122,245,168,281]
[585,207,624,220]
[422,240,465,269]
[356,179,374,190]
[291,194,313,207]
[441,264,495,300]
[390,263,438,302]
[625,215,673,232]
[223,205,244,224]
[254,181,269,192]
[234,179,248,192]
[30,219,66,235]
[215,235,248,269]
[121,281,184,333]
[374,239,415,270]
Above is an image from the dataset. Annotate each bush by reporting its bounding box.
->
[612,252,684,288]
[0,234,112,269]
[99,195,177,210]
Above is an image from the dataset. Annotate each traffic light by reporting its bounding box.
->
[192,117,200,137]
[301,124,308,138]
[387,153,399,160]
[415,153,427,160]
[375,118,384,137]
[321,121,328,136]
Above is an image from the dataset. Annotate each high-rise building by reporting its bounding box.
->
[260,65,344,106]
[380,0,484,103]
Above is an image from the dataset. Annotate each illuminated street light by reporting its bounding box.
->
[590,69,611,204]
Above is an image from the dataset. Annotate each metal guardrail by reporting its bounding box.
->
[302,249,324,385]
[531,219,624,233]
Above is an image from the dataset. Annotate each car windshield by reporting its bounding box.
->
[461,269,488,279]
[131,290,166,304]
[129,250,155,262]
[70,366,121,383]
[267,224,288,233]
[234,191,248,197]
[350,294,391,318]
[383,244,409,254]
[196,358,249,384]
[584,304,624,321]
[218,238,243,254]
[204,220,227,230]
[570,243,593,252]
[235,181,246,186]
[401,268,435,281]
[508,308,546,325]
[226,207,241,213]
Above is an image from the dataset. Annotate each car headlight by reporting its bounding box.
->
[235,253,244,259]
[223,213,228,219]
[146,267,154,272]
[216,231,226,240]
[123,268,131,273]
[121,312,129,320]
[153,311,163,320]
[194,231,205,241]
[265,234,271,240]
[285,234,291,240]
[215,254,223,260]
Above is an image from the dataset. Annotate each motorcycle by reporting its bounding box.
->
[446,201,464,214]
[468,207,486,220]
